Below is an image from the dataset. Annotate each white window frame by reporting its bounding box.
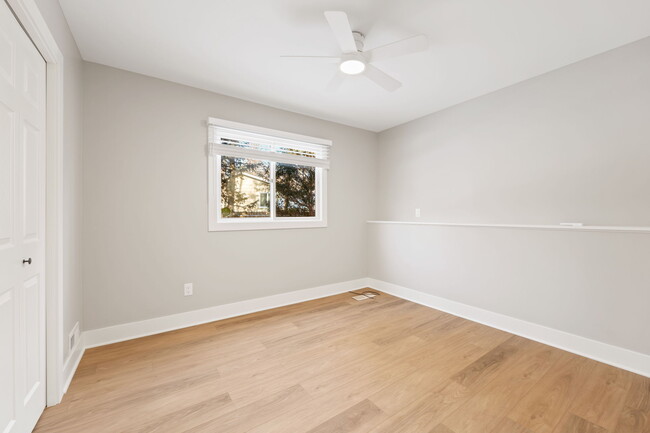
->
[208,118,329,231]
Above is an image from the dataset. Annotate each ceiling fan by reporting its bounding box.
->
[282,11,429,92]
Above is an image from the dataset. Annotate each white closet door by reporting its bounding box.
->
[0,1,47,432]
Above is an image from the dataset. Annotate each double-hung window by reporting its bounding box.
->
[208,118,331,231]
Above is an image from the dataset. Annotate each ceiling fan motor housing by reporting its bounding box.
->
[352,31,365,52]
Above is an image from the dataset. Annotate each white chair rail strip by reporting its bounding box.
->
[367,220,650,234]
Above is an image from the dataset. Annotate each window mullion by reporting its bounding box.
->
[270,161,276,221]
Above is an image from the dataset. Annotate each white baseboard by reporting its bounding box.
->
[368,278,650,378]
[61,340,84,396]
[73,276,648,383]
[82,278,371,349]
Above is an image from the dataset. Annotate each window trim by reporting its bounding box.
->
[207,118,329,232]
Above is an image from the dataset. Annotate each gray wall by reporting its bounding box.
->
[82,63,377,330]
[34,0,84,361]
[370,37,650,355]
[377,37,650,226]
[369,224,650,355]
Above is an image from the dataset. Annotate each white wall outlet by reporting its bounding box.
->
[415,208,421,218]
[184,283,193,296]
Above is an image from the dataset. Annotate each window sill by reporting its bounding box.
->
[209,220,327,232]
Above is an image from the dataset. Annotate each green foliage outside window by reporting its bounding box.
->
[220,157,316,219]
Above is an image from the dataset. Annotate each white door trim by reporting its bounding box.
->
[5,0,65,406]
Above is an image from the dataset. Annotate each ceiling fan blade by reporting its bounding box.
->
[364,65,402,92]
[280,56,341,64]
[368,35,429,62]
[324,11,358,54]
[327,73,347,92]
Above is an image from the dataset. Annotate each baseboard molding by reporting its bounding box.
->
[75,276,648,382]
[61,342,84,396]
[83,278,371,349]
[368,278,650,378]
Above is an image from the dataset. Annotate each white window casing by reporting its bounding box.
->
[207,117,331,231]
[208,118,331,168]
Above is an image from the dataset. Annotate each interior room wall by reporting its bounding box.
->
[377,37,650,226]
[82,62,377,331]
[34,0,84,363]
[370,37,650,356]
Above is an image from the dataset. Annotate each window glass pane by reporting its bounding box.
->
[220,156,271,218]
[276,163,316,217]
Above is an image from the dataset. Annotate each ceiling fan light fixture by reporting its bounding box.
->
[339,59,366,75]
[282,11,426,91]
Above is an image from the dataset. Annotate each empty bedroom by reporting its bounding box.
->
[1,0,649,432]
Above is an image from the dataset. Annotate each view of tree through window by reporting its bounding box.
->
[220,157,316,219]
[220,157,270,218]
[276,163,316,217]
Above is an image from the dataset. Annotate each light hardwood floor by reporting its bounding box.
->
[34,291,649,433]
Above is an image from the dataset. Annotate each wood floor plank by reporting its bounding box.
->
[246,331,489,432]
[248,326,497,433]
[368,379,471,433]
[614,376,650,433]
[33,292,649,433]
[554,414,609,433]
[492,418,537,433]
[130,393,234,433]
[430,425,457,433]
[622,375,650,412]
[34,371,225,431]
[615,407,650,433]
[442,340,563,433]
[306,399,384,433]
[367,337,535,433]
[227,336,419,407]
[183,384,310,433]
[506,353,598,433]
[369,336,518,416]
[569,362,634,431]
[451,335,528,387]
[218,300,414,382]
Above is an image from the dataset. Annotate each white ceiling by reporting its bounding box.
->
[59,0,650,132]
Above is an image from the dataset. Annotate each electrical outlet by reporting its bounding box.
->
[415,208,421,218]
[184,283,193,296]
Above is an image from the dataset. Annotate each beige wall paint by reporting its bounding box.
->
[34,0,84,361]
[82,63,377,330]
[370,37,650,355]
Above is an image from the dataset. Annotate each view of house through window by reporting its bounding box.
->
[208,118,329,230]
[220,157,317,219]
[220,157,271,218]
